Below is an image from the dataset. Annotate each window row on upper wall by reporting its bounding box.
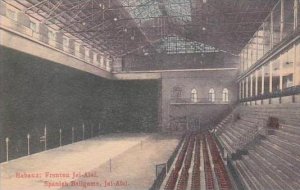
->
[190,88,229,103]
[1,3,113,72]
[171,86,229,103]
[239,40,300,99]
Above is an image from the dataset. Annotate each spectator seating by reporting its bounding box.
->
[216,103,300,190]
[163,132,233,190]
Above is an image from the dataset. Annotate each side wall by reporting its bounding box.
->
[0,47,159,162]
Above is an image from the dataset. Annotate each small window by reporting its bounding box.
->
[191,89,197,103]
[100,56,104,67]
[85,48,89,58]
[222,88,229,102]
[106,58,111,70]
[208,88,215,102]
[7,9,17,21]
[97,54,101,62]
[30,21,36,32]
[63,37,69,47]
[48,30,55,40]
[103,57,107,68]
[106,57,111,70]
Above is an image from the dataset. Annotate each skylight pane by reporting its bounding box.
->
[155,36,218,54]
[165,0,191,23]
[119,0,162,25]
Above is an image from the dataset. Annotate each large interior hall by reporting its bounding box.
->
[0,0,300,190]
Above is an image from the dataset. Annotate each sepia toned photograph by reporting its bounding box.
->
[0,0,299,189]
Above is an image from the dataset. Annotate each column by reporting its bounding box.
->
[279,53,283,90]
[262,67,265,94]
[241,52,244,73]
[270,61,273,92]
[256,33,259,60]
[242,80,244,99]
[262,22,265,54]
[270,11,274,48]
[255,71,258,96]
[293,44,296,86]
[294,42,300,85]
[245,48,248,70]
[294,0,298,30]
[280,0,285,41]
[239,82,242,99]
[250,75,253,97]
[246,77,249,98]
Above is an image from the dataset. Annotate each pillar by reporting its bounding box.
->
[280,0,285,41]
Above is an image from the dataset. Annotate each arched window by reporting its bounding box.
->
[222,88,229,102]
[208,88,215,102]
[191,89,197,103]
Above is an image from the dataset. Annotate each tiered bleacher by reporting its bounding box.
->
[207,134,232,190]
[214,103,300,190]
[176,135,195,190]
[155,103,300,190]
[202,137,215,190]
[162,132,232,190]
[215,108,265,154]
[164,134,191,190]
[191,134,201,190]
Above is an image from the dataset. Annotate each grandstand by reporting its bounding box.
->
[0,0,300,189]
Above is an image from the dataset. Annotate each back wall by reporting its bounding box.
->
[161,69,238,130]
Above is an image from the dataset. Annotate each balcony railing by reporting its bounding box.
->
[239,0,300,76]
[240,85,300,103]
[170,98,230,104]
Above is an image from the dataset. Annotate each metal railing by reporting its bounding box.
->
[240,85,300,103]
[240,0,299,74]
[149,133,186,190]
[0,122,103,163]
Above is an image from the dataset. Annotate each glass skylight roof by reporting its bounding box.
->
[118,1,215,55]
[119,0,191,25]
[165,0,191,23]
[119,0,162,24]
[155,36,218,54]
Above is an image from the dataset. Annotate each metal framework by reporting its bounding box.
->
[155,35,218,54]
[8,0,278,56]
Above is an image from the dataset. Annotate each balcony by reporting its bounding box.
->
[240,85,300,103]
[0,14,111,72]
[170,98,229,105]
[239,0,300,76]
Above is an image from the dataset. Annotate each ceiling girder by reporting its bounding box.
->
[16,0,279,56]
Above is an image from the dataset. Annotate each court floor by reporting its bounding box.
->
[0,133,180,190]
